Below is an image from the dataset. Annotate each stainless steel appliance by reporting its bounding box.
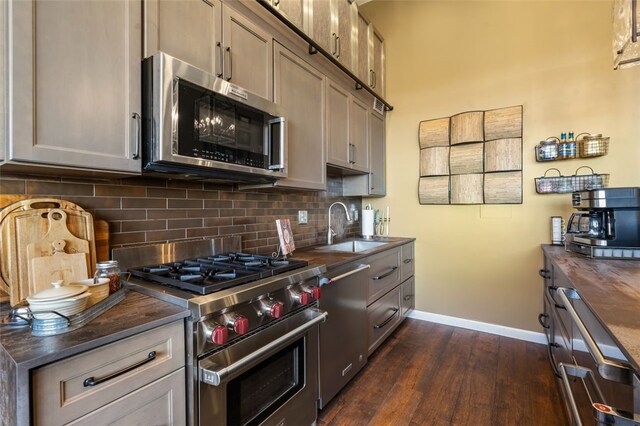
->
[113,238,326,426]
[566,188,640,258]
[142,52,287,183]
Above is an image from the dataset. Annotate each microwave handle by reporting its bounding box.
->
[268,117,285,170]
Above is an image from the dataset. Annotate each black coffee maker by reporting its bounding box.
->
[566,187,640,258]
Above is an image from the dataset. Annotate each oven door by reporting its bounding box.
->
[198,308,326,426]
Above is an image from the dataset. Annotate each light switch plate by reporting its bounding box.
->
[298,210,308,225]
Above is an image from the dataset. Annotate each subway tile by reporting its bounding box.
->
[27,181,94,196]
[147,209,187,219]
[120,220,167,232]
[219,208,246,217]
[168,218,203,229]
[218,225,246,235]
[111,232,147,246]
[233,200,257,209]
[187,227,220,238]
[203,199,233,209]
[187,189,219,200]
[146,229,187,243]
[94,209,147,221]
[147,187,187,199]
[243,239,268,249]
[246,223,274,233]
[233,216,256,225]
[219,192,248,200]
[121,176,168,188]
[95,184,146,197]
[204,217,233,227]
[0,178,26,194]
[186,209,220,218]
[168,198,203,209]
[64,196,121,210]
[122,198,167,209]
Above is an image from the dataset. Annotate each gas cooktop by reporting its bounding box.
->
[129,253,309,295]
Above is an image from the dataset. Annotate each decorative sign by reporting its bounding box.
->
[275,219,295,255]
[418,105,523,205]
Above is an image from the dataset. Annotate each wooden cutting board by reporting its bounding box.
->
[0,198,97,306]
[30,240,89,294]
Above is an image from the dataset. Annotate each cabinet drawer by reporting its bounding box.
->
[400,243,414,282]
[367,285,401,355]
[32,321,185,425]
[367,247,401,304]
[68,367,186,425]
[401,277,415,317]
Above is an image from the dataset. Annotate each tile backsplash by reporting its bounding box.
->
[0,173,362,255]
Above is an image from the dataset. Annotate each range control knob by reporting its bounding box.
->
[263,301,284,319]
[228,316,249,335]
[298,291,311,305]
[311,286,322,300]
[206,324,228,345]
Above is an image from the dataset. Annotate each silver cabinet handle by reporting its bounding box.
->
[325,264,370,285]
[372,266,398,280]
[215,42,223,78]
[557,288,634,384]
[225,46,232,81]
[274,0,281,6]
[403,259,412,264]
[336,35,341,58]
[372,70,377,89]
[403,294,413,301]
[369,69,374,87]
[373,307,399,329]
[200,309,327,386]
[131,112,141,160]
[370,172,374,191]
[84,351,156,387]
[332,33,338,56]
[633,0,638,43]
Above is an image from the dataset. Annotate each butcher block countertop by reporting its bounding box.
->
[293,237,415,270]
[0,290,189,426]
[542,245,640,375]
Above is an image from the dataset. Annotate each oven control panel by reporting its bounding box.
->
[197,281,321,353]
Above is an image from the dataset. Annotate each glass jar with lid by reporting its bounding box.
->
[94,260,122,294]
[536,138,559,161]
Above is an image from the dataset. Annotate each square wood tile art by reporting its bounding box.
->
[418,105,523,205]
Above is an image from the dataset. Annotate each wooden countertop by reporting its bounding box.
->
[542,245,640,375]
[293,237,415,270]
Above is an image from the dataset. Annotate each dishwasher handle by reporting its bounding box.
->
[557,287,634,384]
[323,264,370,286]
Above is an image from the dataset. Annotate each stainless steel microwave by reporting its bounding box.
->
[142,52,287,183]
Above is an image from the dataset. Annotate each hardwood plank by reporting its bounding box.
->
[317,319,567,426]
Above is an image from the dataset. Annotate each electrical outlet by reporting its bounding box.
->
[298,210,308,225]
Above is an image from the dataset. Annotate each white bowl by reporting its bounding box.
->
[29,292,90,320]
[72,278,110,307]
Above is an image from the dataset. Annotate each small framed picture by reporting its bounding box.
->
[275,218,295,256]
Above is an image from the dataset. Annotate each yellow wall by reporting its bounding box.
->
[362,0,640,331]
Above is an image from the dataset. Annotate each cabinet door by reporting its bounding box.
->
[349,96,369,172]
[144,0,221,76]
[401,276,415,317]
[356,11,370,84]
[369,109,386,195]
[400,242,414,282]
[368,284,401,355]
[8,0,141,173]
[334,0,355,70]
[372,28,385,96]
[310,0,334,54]
[271,0,306,31]
[222,5,273,100]
[67,368,186,425]
[274,43,326,190]
[326,78,351,168]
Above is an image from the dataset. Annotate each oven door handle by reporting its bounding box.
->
[200,309,328,386]
[558,363,640,426]
[557,287,634,384]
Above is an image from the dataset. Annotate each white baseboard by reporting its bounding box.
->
[407,310,547,345]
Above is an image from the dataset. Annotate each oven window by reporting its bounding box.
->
[227,338,305,426]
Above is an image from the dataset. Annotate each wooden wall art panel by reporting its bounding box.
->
[417,105,523,205]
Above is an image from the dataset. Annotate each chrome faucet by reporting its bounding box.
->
[327,202,352,245]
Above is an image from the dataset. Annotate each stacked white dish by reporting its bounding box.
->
[72,278,110,306]
[27,280,90,319]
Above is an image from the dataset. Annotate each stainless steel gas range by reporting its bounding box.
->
[113,237,326,426]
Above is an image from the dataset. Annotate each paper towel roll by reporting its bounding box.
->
[361,209,375,238]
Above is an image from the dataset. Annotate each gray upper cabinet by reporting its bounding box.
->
[355,9,385,98]
[274,43,326,190]
[356,10,371,84]
[309,0,356,71]
[222,4,274,100]
[267,0,307,32]
[349,96,369,173]
[371,27,385,97]
[4,0,142,174]
[144,0,220,75]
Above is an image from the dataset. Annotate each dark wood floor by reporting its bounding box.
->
[317,319,568,426]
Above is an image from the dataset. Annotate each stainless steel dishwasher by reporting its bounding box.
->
[317,262,370,409]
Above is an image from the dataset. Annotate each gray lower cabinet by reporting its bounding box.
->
[4,0,142,175]
[401,276,415,317]
[31,321,185,425]
[368,284,402,354]
[273,42,326,190]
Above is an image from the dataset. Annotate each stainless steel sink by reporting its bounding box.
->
[314,240,388,253]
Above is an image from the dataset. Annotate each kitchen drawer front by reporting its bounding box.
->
[32,320,185,425]
[400,242,414,282]
[367,285,401,355]
[401,277,415,317]
[67,367,186,425]
[367,247,401,305]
